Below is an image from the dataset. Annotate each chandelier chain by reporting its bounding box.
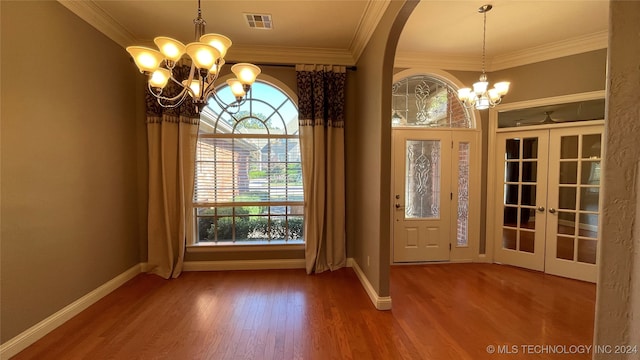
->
[456,4,510,110]
[482,8,487,74]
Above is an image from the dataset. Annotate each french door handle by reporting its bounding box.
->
[395,203,404,209]
[548,208,557,214]
[537,206,545,212]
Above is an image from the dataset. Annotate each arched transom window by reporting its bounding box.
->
[392,75,472,128]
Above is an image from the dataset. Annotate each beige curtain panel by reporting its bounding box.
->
[296,64,347,274]
[146,65,199,279]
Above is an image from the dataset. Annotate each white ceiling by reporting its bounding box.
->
[59,0,609,70]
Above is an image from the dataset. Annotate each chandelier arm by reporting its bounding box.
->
[150,81,191,103]
[202,71,220,97]
[154,90,190,109]
[207,93,242,115]
[152,63,196,103]
[208,89,243,110]
[223,103,242,115]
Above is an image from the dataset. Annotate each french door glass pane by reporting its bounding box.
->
[559,162,578,184]
[582,134,602,158]
[578,239,597,264]
[520,208,536,229]
[580,188,599,211]
[557,236,575,260]
[561,136,579,159]
[521,185,537,206]
[503,228,517,250]
[503,206,518,227]
[405,140,440,219]
[505,139,520,159]
[522,161,537,182]
[558,187,577,209]
[505,162,520,182]
[557,211,576,235]
[522,138,539,159]
[581,161,601,185]
[578,213,598,238]
[504,185,519,205]
[520,230,535,253]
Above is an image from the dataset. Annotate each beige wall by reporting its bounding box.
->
[594,1,640,357]
[0,1,146,343]
[446,49,606,254]
[348,0,418,297]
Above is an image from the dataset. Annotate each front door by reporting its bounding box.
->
[393,130,452,262]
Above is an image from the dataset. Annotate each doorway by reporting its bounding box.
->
[494,124,603,282]
[390,71,481,264]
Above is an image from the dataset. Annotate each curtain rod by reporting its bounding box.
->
[227,62,357,71]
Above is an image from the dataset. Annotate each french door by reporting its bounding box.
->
[392,130,478,262]
[494,125,603,282]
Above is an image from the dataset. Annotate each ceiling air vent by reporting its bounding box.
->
[244,13,273,30]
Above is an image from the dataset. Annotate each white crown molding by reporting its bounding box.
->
[57,0,135,47]
[394,52,482,71]
[491,30,608,71]
[349,0,391,63]
[396,30,608,72]
[58,0,607,71]
[494,90,606,113]
[227,45,356,66]
[0,264,144,359]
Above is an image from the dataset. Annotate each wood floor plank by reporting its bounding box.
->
[11,264,595,359]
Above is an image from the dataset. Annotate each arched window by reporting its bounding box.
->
[193,80,303,245]
[392,75,472,128]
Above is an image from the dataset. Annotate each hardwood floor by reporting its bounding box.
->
[13,264,596,360]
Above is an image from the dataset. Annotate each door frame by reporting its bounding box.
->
[485,91,606,264]
[389,68,483,266]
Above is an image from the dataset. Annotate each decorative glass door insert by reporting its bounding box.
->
[405,140,441,219]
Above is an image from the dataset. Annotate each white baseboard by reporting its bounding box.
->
[0,258,387,359]
[0,263,144,360]
[347,258,392,310]
[182,258,306,271]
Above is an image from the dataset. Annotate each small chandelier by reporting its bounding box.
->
[457,4,510,110]
[126,0,261,113]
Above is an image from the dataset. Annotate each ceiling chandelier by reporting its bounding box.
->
[126,0,261,113]
[457,4,510,110]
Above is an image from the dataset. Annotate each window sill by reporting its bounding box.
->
[187,241,305,253]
